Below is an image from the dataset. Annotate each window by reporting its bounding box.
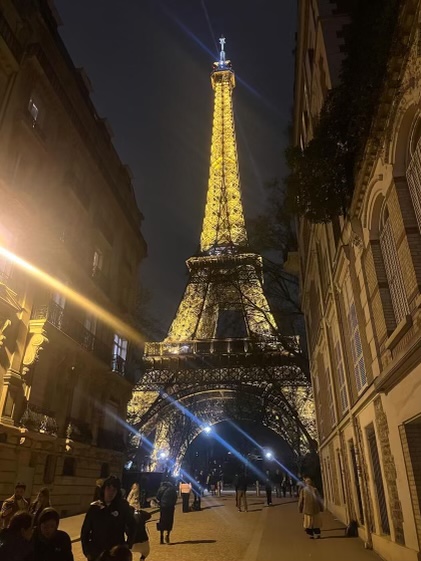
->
[380,210,409,324]
[92,249,103,275]
[28,97,39,124]
[325,368,336,428]
[344,279,367,393]
[43,454,57,484]
[335,340,349,413]
[62,457,76,477]
[84,312,97,335]
[0,225,14,283]
[112,334,127,374]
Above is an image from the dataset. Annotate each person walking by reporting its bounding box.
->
[0,483,29,529]
[179,480,192,513]
[30,488,51,527]
[0,510,33,561]
[236,473,248,512]
[298,477,324,539]
[233,474,239,509]
[156,478,177,545]
[81,475,136,560]
[127,482,152,561]
[191,476,202,511]
[264,473,273,506]
[281,475,287,498]
[32,507,73,561]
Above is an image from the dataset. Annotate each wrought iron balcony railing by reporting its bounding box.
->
[31,300,111,359]
[20,403,58,436]
[111,354,126,376]
[65,417,93,444]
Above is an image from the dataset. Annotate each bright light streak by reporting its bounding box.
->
[0,246,144,347]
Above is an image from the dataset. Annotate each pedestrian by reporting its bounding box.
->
[236,472,248,512]
[264,472,273,506]
[0,510,33,561]
[191,476,202,511]
[127,482,152,561]
[281,475,287,498]
[179,480,192,513]
[81,475,136,561]
[0,483,29,529]
[298,477,324,539]
[30,488,51,527]
[156,478,177,545]
[233,473,239,509]
[32,507,73,561]
[274,469,281,498]
[98,545,132,561]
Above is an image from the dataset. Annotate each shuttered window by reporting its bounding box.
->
[326,367,336,427]
[335,340,349,413]
[406,139,421,230]
[344,278,367,393]
[380,217,409,324]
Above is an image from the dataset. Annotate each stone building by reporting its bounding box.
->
[0,1,146,515]
[293,1,421,560]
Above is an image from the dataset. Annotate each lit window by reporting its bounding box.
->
[28,97,39,124]
[84,312,97,335]
[113,334,127,360]
[92,249,103,274]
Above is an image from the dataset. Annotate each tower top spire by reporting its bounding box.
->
[214,35,231,71]
[219,36,226,66]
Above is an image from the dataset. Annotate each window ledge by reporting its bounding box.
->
[385,314,413,351]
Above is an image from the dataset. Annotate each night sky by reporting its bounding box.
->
[54,0,297,333]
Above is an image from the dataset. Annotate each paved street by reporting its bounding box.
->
[64,493,383,561]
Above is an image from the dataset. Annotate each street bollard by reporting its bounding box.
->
[256,480,260,497]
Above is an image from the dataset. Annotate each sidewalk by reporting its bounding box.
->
[67,493,384,561]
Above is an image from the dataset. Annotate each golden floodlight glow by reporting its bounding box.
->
[0,245,144,347]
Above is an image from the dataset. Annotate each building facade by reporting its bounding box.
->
[0,1,146,516]
[293,1,421,560]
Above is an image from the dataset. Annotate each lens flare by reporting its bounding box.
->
[0,245,144,347]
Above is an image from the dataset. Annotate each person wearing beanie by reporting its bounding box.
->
[0,510,33,561]
[81,475,136,561]
[32,507,73,561]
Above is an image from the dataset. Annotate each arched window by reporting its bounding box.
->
[379,204,409,324]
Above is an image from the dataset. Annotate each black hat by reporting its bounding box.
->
[102,475,121,490]
[38,507,60,526]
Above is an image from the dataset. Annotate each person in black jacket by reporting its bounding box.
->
[81,476,136,561]
[155,479,177,545]
[32,507,73,561]
[0,510,33,561]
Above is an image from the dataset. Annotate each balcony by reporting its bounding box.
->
[97,428,126,452]
[20,403,58,436]
[111,354,126,376]
[31,300,111,363]
[65,418,93,444]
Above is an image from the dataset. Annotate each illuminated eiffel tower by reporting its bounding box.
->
[133,39,315,468]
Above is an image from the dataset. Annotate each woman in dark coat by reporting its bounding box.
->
[155,480,177,545]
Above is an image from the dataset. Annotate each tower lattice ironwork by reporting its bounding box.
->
[132,39,315,469]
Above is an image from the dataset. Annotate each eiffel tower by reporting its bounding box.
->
[133,39,315,469]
